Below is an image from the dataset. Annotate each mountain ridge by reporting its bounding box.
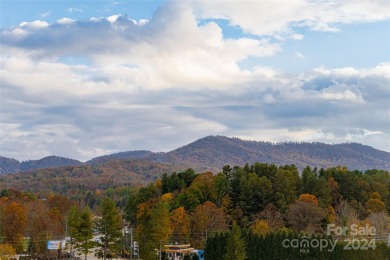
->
[0,155,82,174]
[1,135,390,174]
[165,136,390,171]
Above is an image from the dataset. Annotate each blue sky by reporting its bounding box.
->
[1,0,389,161]
[1,1,163,28]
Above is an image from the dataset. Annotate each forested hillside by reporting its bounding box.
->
[0,155,82,174]
[0,159,183,196]
[0,156,19,173]
[86,150,153,164]
[1,163,389,259]
[166,136,390,171]
[1,136,390,175]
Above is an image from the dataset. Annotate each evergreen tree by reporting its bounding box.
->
[150,201,172,247]
[301,167,332,207]
[67,206,81,258]
[273,168,300,212]
[75,206,94,260]
[224,223,246,260]
[204,234,215,260]
[124,189,137,224]
[97,197,122,260]
[136,200,172,260]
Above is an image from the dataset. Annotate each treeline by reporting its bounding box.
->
[0,192,73,255]
[1,163,390,259]
[0,192,123,259]
[205,227,390,260]
[0,159,176,196]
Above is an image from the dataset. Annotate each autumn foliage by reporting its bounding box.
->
[0,163,389,259]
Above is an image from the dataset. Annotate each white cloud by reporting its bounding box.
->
[40,11,51,18]
[138,19,149,26]
[67,8,83,13]
[295,52,305,59]
[0,1,389,160]
[19,20,49,29]
[6,27,29,37]
[1,3,281,91]
[320,87,364,103]
[2,47,388,160]
[57,18,75,25]
[291,33,304,40]
[107,14,121,23]
[193,0,390,36]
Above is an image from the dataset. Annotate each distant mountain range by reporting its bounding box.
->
[1,136,390,174]
[0,155,82,174]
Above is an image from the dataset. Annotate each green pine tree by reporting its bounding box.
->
[67,206,81,258]
[224,223,246,260]
[75,206,94,260]
[97,197,123,260]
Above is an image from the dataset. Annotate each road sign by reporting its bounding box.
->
[133,241,139,256]
[47,240,65,250]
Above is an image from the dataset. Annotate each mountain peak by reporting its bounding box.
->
[0,155,82,173]
[168,136,390,171]
[1,136,389,174]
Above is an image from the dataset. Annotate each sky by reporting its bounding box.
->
[0,0,389,161]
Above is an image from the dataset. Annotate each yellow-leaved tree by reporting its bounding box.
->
[1,200,27,252]
[250,219,270,236]
[0,244,16,260]
[366,192,386,214]
[170,207,190,243]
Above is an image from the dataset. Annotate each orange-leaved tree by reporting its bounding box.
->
[191,201,228,248]
[298,193,319,206]
[1,201,27,252]
[170,207,190,243]
[287,194,326,233]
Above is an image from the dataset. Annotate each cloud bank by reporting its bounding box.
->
[1,1,389,161]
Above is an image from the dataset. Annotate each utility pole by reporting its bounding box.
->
[124,225,127,260]
[124,223,132,260]
[387,233,390,247]
[103,222,107,260]
[65,217,73,260]
[159,240,162,260]
[122,221,126,260]
[129,228,133,260]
